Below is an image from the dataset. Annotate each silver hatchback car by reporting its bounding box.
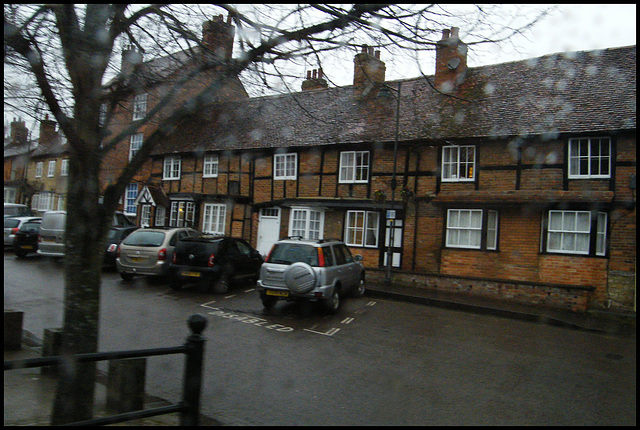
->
[116,227,200,281]
[257,237,366,313]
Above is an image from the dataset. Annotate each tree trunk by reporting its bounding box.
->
[50,141,109,424]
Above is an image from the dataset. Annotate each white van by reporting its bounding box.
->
[38,211,135,257]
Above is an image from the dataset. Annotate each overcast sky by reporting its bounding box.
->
[4,4,637,133]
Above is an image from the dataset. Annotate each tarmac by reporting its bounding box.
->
[4,282,636,426]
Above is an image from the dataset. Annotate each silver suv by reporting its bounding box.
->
[257,238,366,313]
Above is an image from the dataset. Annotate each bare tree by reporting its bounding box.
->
[3,3,552,424]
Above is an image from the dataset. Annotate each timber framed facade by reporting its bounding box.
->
[103,22,636,313]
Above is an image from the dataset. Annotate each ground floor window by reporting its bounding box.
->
[140,205,151,227]
[170,201,195,227]
[345,210,379,247]
[31,192,56,212]
[545,210,607,256]
[289,207,324,239]
[446,208,499,250]
[155,206,166,227]
[202,203,226,234]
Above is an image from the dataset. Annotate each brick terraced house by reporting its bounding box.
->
[110,22,636,313]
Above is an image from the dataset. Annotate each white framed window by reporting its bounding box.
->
[155,206,166,227]
[202,203,227,234]
[124,184,138,216]
[47,160,56,177]
[163,156,181,180]
[32,192,55,212]
[170,201,195,227]
[203,154,219,178]
[140,205,151,227]
[132,93,148,121]
[274,153,297,180]
[486,210,499,250]
[442,145,475,181]
[446,209,483,249]
[345,210,380,247]
[61,159,69,176]
[129,133,143,161]
[4,187,17,203]
[35,162,43,178]
[339,151,369,183]
[568,137,611,178]
[289,207,324,240]
[595,212,607,256]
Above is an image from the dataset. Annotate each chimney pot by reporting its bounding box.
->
[312,69,317,79]
[362,45,368,53]
[318,68,323,79]
[450,27,459,39]
[442,29,450,40]
[374,50,380,59]
[307,70,312,79]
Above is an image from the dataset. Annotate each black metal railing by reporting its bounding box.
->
[4,314,207,426]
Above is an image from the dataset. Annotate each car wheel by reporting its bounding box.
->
[353,274,366,297]
[323,286,341,314]
[120,272,134,281]
[169,279,182,290]
[14,249,27,259]
[212,271,230,294]
[261,294,278,310]
[284,262,316,294]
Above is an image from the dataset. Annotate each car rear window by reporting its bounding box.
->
[4,218,20,228]
[267,243,319,266]
[122,231,165,247]
[19,221,40,233]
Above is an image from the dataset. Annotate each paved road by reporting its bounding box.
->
[4,253,636,425]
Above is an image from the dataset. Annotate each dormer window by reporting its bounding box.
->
[132,93,148,121]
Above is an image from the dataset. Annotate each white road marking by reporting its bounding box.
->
[341,317,354,324]
[303,327,341,337]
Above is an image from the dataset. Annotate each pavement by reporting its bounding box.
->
[4,282,636,426]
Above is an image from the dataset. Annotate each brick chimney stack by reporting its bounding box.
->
[353,45,386,96]
[301,68,328,91]
[10,118,28,145]
[39,114,57,145]
[120,45,143,77]
[202,14,235,62]
[434,27,468,93]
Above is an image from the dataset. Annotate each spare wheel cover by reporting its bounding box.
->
[284,262,316,293]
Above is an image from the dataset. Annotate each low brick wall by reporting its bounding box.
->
[367,270,593,313]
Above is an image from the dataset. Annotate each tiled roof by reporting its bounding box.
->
[153,45,636,155]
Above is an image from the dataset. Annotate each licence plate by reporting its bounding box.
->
[130,256,143,262]
[182,271,201,278]
[266,290,289,297]
[21,245,34,250]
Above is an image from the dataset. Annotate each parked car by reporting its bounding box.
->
[169,235,264,293]
[103,226,139,268]
[4,216,41,247]
[38,210,135,258]
[116,227,200,281]
[13,219,42,258]
[256,237,366,313]
[4,203,34,218]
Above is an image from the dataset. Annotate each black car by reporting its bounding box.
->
[103,226,139,268]
[169,235,263,293]
[13,219,42,258]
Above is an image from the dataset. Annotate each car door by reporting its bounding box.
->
[232,239,264,280]
[333,244,359,290]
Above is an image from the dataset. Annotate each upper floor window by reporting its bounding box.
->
[47,160,56,177]
[442,145,475,182]
[568,137,611,179]
[274,153,297,180]
[132,93,148,121]
[446,208,498,250]
[35,162,43,178]
[339,151,369,183]
[289,207,324,240]
[545,210,607,256]
[61,159,69,176]
[129,133,143,161]
[163,156,181,180]
[203,154,219,178]
[345,210,379,247]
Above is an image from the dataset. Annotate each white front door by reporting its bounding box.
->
[257,208,281,256]
[383,219,403,268]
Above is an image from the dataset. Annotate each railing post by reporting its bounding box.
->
[180,314,207,426]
